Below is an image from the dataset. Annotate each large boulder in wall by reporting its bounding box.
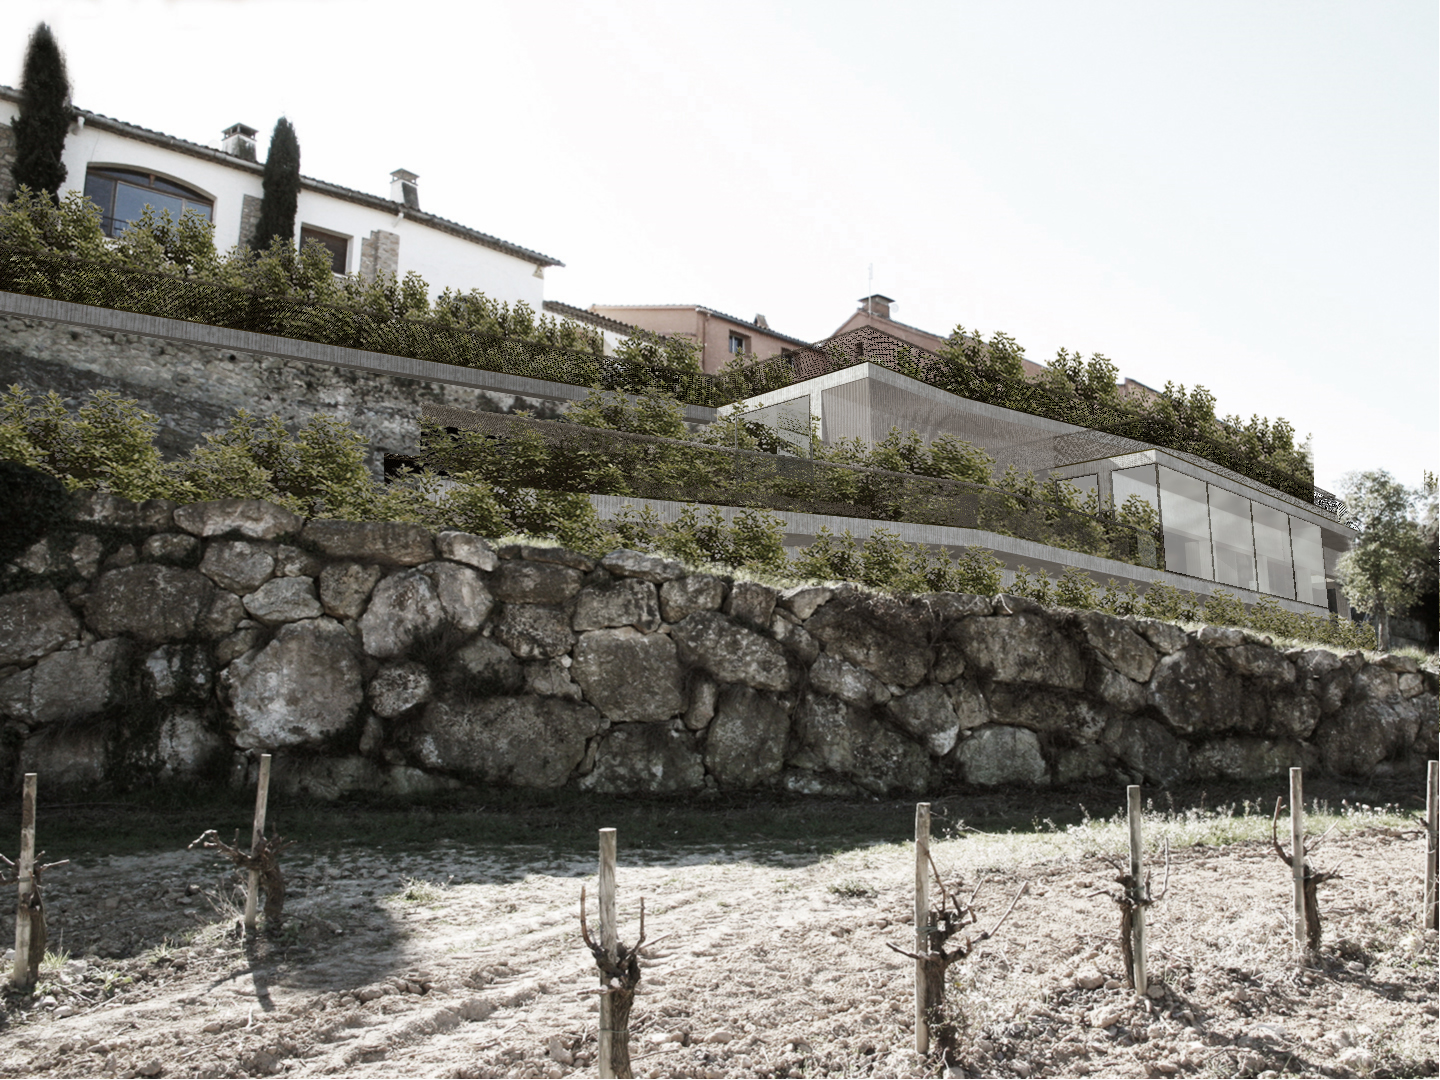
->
[413,696,603,788]
[571,628,684,723]
[222,617,365,749]
[581,722,705,794]
[704,685,791,788]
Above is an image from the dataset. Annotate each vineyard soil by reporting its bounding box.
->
[0,792,1435,1079]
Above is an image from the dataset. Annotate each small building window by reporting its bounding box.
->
[83,167,213,237]
[299,226,350,274]
[728,332,748,355]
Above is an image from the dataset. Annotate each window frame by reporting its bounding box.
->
[82,166,214,238]
[298,224,352,275]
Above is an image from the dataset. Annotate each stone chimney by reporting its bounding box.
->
[754,314,769,329]
[390,169,420,211]
[221,123,258,162]
[858,294,894,320]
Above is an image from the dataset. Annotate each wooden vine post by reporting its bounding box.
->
[243,754,272,935]
[598,827,618,1079]
[580,827,645,1079]
[1127,785,1147,994]
[11,773,37,990]
[1289,767,1307,953]
[1425,760,1438,932]
[1270,768,1339,961]
[914,802,931,1055]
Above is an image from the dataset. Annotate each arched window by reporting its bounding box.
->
[83,167,214,237]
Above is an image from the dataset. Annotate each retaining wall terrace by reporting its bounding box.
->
[0,292,717,469]
[1,495,1433,800]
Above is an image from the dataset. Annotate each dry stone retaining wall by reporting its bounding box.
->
[1,496,1435,800]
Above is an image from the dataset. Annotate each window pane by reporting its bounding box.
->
[1290,519,1327,607]
[1111,464,1157,516]
[1112,463,1159,527]
[1158,465,1213,579]
[113,182,183,230]
[1209,486,1256,591]
[181,199,213,222]
[149,174,204,198]
[1112,464,1161,567]
[1061,474,1099,513]
[300,227,347,274]
[83,174,116,233]
[1252,503,1295,599]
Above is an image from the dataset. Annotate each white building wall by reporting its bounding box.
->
[0,101,547,311]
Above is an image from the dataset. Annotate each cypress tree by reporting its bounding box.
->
[251,117,301,249]
[9,23,74,202]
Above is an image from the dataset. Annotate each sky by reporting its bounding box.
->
[4,0,1436,496]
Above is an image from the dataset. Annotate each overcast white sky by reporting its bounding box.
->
[5,0,1436,495]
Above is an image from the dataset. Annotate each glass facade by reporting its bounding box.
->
[1157,466,1213,580]
[1208,486,1256,591]
[1252,504,1295,600]
[1290,519,1327,607]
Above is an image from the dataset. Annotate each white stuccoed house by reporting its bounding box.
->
[0,87,561,310]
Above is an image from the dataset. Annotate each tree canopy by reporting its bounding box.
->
[251,117,301,250]
[10,23,73,201]
[1334,470,1435,650]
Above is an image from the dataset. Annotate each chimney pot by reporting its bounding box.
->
[221,122,258,162]
[390,169,420,211]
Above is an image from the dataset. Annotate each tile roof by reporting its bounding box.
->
[542,301,639,336]
[592,304,814,348]
[0,85,563,268]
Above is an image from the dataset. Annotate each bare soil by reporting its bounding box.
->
[0,801,1435,1080]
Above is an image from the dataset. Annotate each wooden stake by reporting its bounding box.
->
[598,827,618,1080]
[1425,760,1438,932]
[11,773,36,990]
[1127,785,1146,994]
[243,754,271,935]
[1290,768,1307,953]
[914,802,931,1055]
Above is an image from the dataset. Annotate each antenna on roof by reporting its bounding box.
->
[867,264,873,315]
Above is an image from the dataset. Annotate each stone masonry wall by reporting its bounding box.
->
[1,495,1434,801]
[0,311,572,470]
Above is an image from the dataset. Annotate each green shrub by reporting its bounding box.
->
[951,547,1006,595]
[0,384,1376,652]
[1140,581,1201,623]
[1052,566,1099,610]
[1202,589,1249,627]
[1010,565,1054,605]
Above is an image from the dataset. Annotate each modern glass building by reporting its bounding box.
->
[733,359,1355,615]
